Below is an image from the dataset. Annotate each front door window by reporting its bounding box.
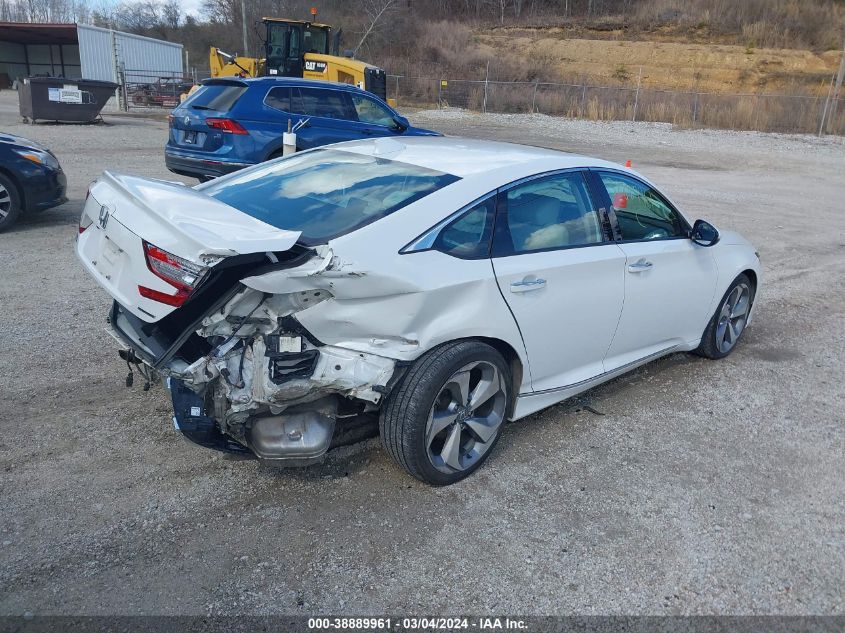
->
[598,172,687,241]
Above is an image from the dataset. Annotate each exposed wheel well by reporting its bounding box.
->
[742,269,758,294]
[471,336,525,414]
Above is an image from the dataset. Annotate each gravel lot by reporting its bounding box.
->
[0,91,843,616]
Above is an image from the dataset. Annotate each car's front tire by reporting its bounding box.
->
[379,341,512,486]
[695,273,755,359]
[0,173,22,233]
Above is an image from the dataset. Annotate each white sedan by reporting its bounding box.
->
[76,137,760,485]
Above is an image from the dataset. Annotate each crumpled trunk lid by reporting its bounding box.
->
[77,171,302,323]
[93,171,301,260]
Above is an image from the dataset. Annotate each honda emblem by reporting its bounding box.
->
[98,205,110,230]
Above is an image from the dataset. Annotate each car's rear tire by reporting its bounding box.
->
[0,173,22,233]
[379,341,512,486]
[695,273,755,359]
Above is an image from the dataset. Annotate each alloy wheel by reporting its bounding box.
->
[425,360,507,474]
[0,183,10,219]
[716,282,751,353]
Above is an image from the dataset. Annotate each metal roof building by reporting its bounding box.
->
[0,22,183,88]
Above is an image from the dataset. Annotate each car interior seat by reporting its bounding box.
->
[509,194,571,251]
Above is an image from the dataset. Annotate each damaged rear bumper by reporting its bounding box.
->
[110,285,398,464]
[169,378,254,455]
[169,378,338,463]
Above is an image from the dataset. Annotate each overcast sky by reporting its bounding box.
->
[96,0,206,20]
[178,0,204,19]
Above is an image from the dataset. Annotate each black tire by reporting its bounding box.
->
[695,273,755,359]
[379,340,512,486]
[0,173,22,233]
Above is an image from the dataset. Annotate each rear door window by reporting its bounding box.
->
[297,87,356,120]
[265,86,290,112]
[202,149,460,244]
[185,84,246,111]
[493,171,603,256]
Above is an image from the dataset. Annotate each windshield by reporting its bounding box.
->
[202,149,460,245]
[303,25,329,54]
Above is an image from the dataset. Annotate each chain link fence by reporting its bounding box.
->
[387,75,845,136]
[113,68,844,136]
[118,69,195,111]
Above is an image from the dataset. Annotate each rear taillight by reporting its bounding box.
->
[139,241,207,307]
[78,212,92,234]
[206,118,248,134]
[79,188,93,234]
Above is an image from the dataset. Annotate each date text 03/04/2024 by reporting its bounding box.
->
[307,617,528,630]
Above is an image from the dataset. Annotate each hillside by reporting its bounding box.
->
[475,28,842,95]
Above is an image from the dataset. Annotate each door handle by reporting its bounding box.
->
[627,258,653,273]
[510,278,547,293]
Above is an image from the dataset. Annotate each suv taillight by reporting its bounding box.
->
[206,118,248,134]
[139,241,207,307]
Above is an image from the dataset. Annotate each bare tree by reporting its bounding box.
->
[353,0,398,56]
[162,0,180,28]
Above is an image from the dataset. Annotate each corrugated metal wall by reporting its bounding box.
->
[77,24,183,82]
[77,25,115,81]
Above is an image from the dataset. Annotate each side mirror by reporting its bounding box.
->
[392,115,409,131]
[691,219,720,247]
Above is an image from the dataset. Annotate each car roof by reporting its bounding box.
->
[205,77,366,92]
[331,136,630,179]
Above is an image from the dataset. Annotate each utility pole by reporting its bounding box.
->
[819,73,835,137]
[632,65,642,122]
[826,37,845,135]
[483,60,489,113]
[241,0,249,56]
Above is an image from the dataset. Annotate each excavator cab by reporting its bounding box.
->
[208,17,389,101]
[264,19,334,78]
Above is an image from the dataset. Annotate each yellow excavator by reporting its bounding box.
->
[209,17,389,101]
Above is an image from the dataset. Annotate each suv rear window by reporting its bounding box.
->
[202,149,460,245]
[186,84,246,111]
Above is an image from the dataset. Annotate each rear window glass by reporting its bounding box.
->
[186,84,246,111]
[202,149,460,245]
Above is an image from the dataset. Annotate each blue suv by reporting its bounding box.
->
[165,77,440,181]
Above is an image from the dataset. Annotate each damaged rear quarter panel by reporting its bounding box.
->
[239,179,532,393]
